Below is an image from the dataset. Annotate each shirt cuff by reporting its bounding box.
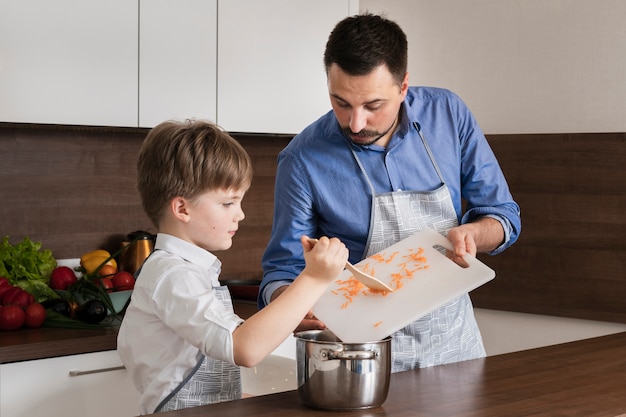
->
[261,279,293,306]
[483,214,511,255]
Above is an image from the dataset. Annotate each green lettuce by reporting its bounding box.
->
[0,236,59,301]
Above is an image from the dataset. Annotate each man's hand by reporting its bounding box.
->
[446,217,505,263]
[294,311,326,333]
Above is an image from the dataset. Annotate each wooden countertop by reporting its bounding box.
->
[154,332,626,417]
[0,326,119,363]
[0,300,259,364]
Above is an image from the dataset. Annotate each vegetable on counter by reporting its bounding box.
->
[0,235,59,302]
[49,266,78,290]
[80,249,118,276]
[75,299,108,324]
[0,305,26,331]
[41,298,72,317]
[0,236,135,331]
[0,275,46,330]
[111,271,135,291]
[24,303,46,328]
[0,285,34,308]
[49,246,134,327]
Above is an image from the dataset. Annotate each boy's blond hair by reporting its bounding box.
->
[137,119,253,227]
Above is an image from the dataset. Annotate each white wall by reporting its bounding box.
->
[360,0,626,354]
[360,0,626,134]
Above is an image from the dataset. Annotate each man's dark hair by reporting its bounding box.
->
[324,13,408,86]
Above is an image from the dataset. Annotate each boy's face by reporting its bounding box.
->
[185,187,246,252]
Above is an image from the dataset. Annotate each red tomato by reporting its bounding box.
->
[0,284,14,301]
[24,303,46,328]
[0,277,10,287]
[1,287,23,305]
[2,287,34,308]
[95,277,114,293]
[50,266,78,290]
[0,305,26,331]
[97,264,118,278]
[111,271,135,291]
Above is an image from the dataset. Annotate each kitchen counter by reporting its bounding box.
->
[153,332,626,417]
[0,300,259,364]
[0,326,119,363]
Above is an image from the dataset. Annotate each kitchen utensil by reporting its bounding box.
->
[312,228,496,343]
[119,231,155,275]
[295,329,391,410]
[307,238,394,292]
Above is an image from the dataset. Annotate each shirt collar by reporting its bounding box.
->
[153,233,221,272]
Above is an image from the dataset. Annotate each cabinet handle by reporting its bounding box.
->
[68,365,126,377]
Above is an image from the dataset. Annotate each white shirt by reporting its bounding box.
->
[117,233,244,414]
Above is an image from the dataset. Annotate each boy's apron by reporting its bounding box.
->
[154,286,242,413]
[349,122,485,372]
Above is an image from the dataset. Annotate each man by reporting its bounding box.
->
[258,13,521,371]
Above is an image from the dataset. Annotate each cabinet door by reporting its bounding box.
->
[0,350,140,417]
[217,0,358,134]
[0,0,138,127]
[139,0,218,128]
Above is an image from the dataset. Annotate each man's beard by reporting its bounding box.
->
[342,117,398,146]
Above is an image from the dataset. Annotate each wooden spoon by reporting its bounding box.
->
[307,238,394,292]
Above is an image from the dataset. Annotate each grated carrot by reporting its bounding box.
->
[331,247,429,309]
[372,253,387,261]
[373,321,383,327]
[384,251,399,263]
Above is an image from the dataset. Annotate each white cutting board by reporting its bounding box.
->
[312,229,495,343]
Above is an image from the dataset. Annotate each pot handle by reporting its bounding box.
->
[321,349,378,360]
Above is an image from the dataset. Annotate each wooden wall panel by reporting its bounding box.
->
[2,123,625,323]
[0,123,289,283]
[0,123,151,258]
[473,133,626,323]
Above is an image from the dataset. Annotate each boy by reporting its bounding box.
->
[117,119,348,414]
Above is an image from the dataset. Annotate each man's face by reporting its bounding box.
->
[327,64,408,148]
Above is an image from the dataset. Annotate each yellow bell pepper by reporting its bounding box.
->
[80,249,117,276]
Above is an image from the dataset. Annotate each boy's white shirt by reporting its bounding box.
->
[117,233,244,414]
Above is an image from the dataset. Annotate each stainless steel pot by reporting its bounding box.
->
[295,329,391,410]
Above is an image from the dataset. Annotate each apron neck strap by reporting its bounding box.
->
[413,122,446,185]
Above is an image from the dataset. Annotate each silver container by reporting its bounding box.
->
[295,329,391,410]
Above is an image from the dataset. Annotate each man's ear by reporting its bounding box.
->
[170,196,190,223]
[400,71,409,98]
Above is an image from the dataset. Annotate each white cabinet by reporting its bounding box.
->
[0,0,138,127]
[0,0,358,132]
[0,350,140,417]
[139,0,218,128]
[217,0,359,134]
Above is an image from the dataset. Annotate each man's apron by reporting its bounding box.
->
[350,123,485,372]
[154,286,242,413]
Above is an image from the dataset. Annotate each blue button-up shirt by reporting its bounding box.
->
[259,87,521,308]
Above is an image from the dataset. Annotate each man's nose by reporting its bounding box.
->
[349,109,367,133]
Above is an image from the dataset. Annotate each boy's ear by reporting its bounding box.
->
[170,197,191,223]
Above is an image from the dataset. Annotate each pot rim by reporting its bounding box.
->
[295,329,392,345]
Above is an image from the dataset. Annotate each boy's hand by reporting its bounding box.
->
[301,235,348,281]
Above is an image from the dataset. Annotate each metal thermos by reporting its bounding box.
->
[120,231,155,275]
